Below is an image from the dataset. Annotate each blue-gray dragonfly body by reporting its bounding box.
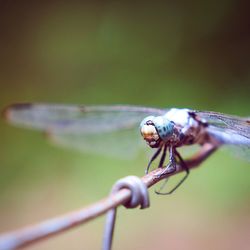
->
[3,104,250,193]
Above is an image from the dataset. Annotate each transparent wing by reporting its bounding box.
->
[4,103,166,158]
[195,110,250,139]
[194,110,250,160]
[48,126,145,159]
[4,103,165,133]
[195,111,250,144]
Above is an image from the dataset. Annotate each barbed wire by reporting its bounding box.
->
[0,143,216,250]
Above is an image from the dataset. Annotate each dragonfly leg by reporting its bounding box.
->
[153,145,169,192]
[162,146,177,175]
[145,146,163,174]
[155,147,189,195]
[155,147,176,195]
[158,144,167,168]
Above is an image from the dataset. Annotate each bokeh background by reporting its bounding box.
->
[0,1,250,249]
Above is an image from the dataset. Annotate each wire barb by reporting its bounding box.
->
[102,176,150,250]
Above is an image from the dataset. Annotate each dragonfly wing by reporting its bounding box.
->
[47,126,146,159]
[4,103,166,158]
[194,110,250,140]
[194,110,250,160]
[4,103,165,133]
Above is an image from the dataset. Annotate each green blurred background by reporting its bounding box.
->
[0,1,250,249]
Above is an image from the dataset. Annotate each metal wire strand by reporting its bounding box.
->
[0,143,217,250]
[102,176,150,250]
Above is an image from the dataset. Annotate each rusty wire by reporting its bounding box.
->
[0,143,216,250]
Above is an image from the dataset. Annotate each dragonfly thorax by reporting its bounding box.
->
[140,115,175,148]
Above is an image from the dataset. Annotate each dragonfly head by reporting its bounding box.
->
[140,115,175,148]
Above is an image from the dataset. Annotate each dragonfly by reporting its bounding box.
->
[3,103,250,194]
